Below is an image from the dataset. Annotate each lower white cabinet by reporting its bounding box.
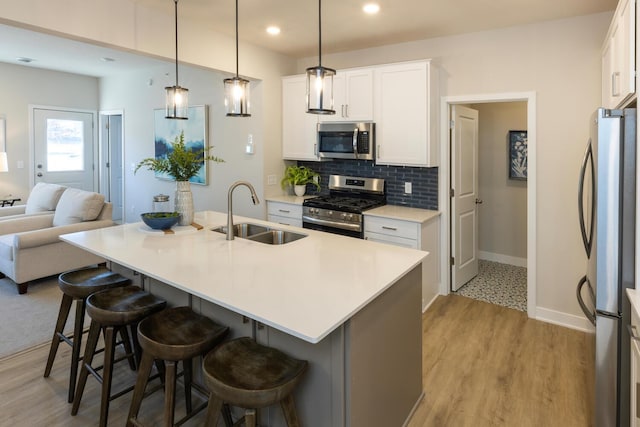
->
[364,212,440,311]
[267,200,303,227]
[631,305,640,426]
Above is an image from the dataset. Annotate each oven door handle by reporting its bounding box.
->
[302,215,362,232]
[353,128,359,159]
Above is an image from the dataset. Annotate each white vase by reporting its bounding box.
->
[294,185,306,197]
[175,181,194,226]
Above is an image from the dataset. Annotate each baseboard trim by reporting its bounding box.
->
[478,251,527,268]
[422,292,440,313]
[535,306,595,333]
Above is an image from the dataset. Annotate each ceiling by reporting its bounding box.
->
[0,0,617,77]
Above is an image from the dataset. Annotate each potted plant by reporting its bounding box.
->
[135,131,224,225]
[280,165,321,196]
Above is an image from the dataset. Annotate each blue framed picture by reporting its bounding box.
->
[153,105,208,185]
[508,130,527,181]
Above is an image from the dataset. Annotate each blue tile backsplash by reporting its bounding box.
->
[298,159,439,210]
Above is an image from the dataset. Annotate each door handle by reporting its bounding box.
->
[37,172,43,177]
[475,199,483,205]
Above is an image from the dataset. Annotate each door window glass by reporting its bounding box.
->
[46,118,84,172]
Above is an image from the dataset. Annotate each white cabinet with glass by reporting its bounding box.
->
[282,75,319,161]
[601,0,636,109]
[373,60,439,167]
[320,68,374,122]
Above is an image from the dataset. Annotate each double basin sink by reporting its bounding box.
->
[212,223,307,245]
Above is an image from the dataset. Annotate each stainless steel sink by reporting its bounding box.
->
[211,223,269,238]
[247,230,307,245]
[211,223,307,245]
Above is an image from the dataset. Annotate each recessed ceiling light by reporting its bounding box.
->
[266,26,281,35]
[363,3,380,14]
[16,57,35,63]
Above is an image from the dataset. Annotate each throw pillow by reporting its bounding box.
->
[24,182,67,214]
[52,188,105,226]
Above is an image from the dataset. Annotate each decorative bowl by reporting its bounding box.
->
[140,212,181,230]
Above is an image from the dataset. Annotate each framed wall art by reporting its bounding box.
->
[153,105,208,185]
[508,130,527,181]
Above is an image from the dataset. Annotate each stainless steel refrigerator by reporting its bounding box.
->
[577,107,636,427]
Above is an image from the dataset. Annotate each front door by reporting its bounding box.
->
[451,105,480,291]
[32,107,96,190]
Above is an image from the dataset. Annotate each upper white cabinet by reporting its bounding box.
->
[602,0,636,109]
[320,69,374,122]
[374,60,439,167]
[282,75,319,161]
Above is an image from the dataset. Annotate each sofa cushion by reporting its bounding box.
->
[24,183,67,214]
[53,188,105,226]
[0,234,14,261]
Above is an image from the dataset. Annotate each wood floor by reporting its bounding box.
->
[0,295,594,426]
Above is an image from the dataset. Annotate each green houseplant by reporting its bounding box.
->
[135,131,224,226]
[280,165,320,196]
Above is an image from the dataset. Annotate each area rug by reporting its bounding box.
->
[0,275,80,359]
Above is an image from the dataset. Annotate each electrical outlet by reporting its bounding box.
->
[245,134,254,154]
[404,182,412,194]
[267,174,277,185]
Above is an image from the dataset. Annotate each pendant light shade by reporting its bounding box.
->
[306,0,335,115]
[225,0,251,117]
[165,0,188,120]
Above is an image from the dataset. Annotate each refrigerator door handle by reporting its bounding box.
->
[628,324,640,341]
[578,140,595,258]
[577,275,596,326]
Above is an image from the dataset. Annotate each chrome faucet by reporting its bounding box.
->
[227,181,260,240]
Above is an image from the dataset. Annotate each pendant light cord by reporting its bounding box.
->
[174,0,179,87]
[235,0,239,78]
[318,0,322,67]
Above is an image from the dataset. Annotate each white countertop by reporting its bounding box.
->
[365,205,440,223]
[265,195,314,205]
[61,211,427,344]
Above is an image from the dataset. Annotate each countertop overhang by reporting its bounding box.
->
[60,211,427,344]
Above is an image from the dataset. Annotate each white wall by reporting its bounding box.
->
[296,13,610,324]
[471,102,528,264]
[0,62,99,199]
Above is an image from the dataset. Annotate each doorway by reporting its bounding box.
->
[31,106,97,190]
[99,111,124,223]
[440,92,536,318]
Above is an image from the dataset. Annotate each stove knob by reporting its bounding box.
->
[328,210,333,216]
[347,214,354,220]
[340,213,347,219]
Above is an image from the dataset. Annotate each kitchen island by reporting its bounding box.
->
[61,211,427,426]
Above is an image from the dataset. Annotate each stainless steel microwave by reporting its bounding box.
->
[317,122,375,160]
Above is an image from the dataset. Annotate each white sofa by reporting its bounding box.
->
[0,183,114,294]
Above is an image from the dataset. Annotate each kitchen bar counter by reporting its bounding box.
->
[61,210,426,426]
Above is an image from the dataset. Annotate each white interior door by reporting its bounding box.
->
[451,105,480,291]
[33,108,95,190]
[100,113,124,222]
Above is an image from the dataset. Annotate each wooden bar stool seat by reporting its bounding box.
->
[202,337,308,427]
[71,285,167,427]
[43,265,131,403]
[126,306,229,427]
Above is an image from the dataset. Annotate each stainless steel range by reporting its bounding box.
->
[302,175,385,238]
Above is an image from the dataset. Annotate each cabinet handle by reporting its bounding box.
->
[314,143,318,157]
[377,144,381,158]
[629,324,640,340]
[341,105,345,117]
[345,104,349,117]
[612,72,620,97]
[278,209,290,213]
[382,226,398,231]
[242,315,250,324]
[257,322,265,330]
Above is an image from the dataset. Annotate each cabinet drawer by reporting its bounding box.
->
[267,202,302,219]
[364,232,418,249]
[268,214,302,228]
[364,216,419,240]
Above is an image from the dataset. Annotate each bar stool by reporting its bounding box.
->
[43,265,131,403]
[202,337,308,427]
[71,285,167,427]
[126,306,229,427]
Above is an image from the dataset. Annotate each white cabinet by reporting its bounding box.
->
[374,60,439,167]
[364,211,440,311]
[632,304,640,426]
[267,200,303,227]
[602,0,635,108]
[320,68,374,122]
[282,75,319,161]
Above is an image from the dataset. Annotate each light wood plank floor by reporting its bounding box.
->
[408,295,595,427]
[0,295,594,426]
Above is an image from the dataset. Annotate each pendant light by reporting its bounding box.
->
[306,0,335,115]
[224,0,251,117]
[165,0,189,120]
